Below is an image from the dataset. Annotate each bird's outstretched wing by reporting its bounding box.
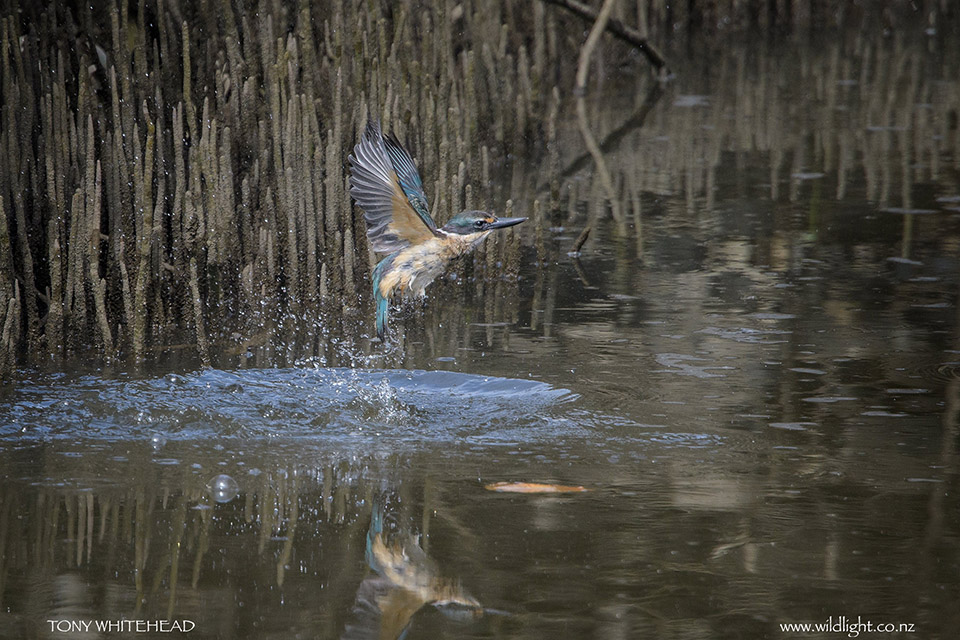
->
[349,121,437,253]
[383,131,432,225]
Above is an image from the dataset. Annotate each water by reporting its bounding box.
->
[3,33,960,639]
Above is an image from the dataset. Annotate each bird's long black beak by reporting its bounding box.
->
[489,217,526,230]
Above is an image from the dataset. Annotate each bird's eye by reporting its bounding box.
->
[474,220,485,229]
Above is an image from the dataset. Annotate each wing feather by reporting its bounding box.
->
[384,132,432,223]
[349,121,437,253]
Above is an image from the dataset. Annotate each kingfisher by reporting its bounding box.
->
[341,502,490,640]
[349,120,526,339]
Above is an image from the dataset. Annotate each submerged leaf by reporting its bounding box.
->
[484,482,590,494]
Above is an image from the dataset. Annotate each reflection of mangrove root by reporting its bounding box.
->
[575,0,623,224]
[540,0,668,73]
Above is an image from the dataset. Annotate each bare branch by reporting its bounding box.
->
[541,0,668,72]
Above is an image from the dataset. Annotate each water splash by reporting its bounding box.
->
[0,368,578,447]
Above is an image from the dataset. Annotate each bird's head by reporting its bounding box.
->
[440,210,526,236]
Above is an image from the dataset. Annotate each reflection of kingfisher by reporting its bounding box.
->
[349,121,526,339]
[341,503,488,640]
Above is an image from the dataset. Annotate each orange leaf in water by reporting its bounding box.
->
[484,482,590,494]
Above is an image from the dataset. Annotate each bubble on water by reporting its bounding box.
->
[150,433,167,450]
[208,474,240,503]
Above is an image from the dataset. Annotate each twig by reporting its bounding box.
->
[540,0,668,73]
[570,226,591,255]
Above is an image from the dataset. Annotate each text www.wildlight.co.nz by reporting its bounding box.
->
[780,616,915,638]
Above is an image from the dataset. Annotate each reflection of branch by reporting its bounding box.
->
[570,256,592,287]
[575,0,622,223]
[541,81,663,193]
[541,0,668,71]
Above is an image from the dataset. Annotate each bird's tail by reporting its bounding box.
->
[366,500,384,572]
[375,290,389,339]
[372,255,395,340]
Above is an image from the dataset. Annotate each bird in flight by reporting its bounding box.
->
[349,120,525,339]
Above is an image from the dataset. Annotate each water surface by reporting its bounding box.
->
[3,31,960,639]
